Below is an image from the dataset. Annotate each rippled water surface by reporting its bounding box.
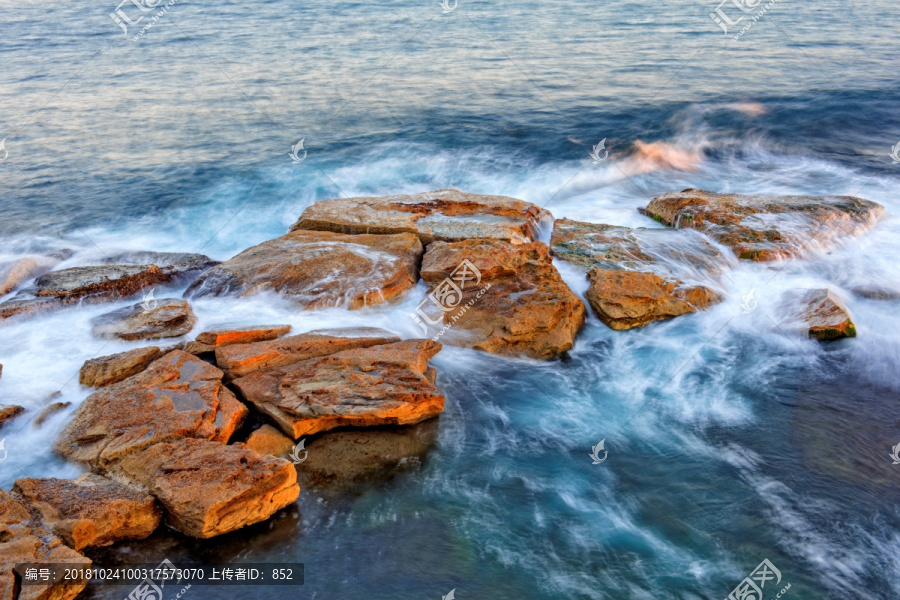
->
[2,1,900,599]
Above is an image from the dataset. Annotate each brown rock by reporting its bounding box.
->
[291,188,551,245]
[798,288,857,340]
[112,438,299,538]
[0,297,64,321]
[33,264,172,300]
[643,189,885,261]
[33,402,72,428]
[99,251,218,279]
[244,424,296,458]
[0,257,55,297]
[195,324,292,348]
[0,405,24,428]
[417,240,585,358]
[91,298,196,341]
[551,218,724,330]
[184,230,423,310]
[232,340,445,438]
[56,350,247,470]
[12,474,162,551]
[79,346,163,387]
[215,327,400,379]
[0,490,91,600]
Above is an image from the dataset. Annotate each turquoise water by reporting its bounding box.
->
[2,1,900,598]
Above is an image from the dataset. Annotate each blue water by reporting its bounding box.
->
[2,1,900,598]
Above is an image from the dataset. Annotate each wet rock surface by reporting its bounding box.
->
[232,339,445,438]
[195,324,292,348]
[33,264,172,301]
[12,475,162,551]
[99,251,218,279]
[643,188,885,261]
[291,188,551,245]
[33,402,71,428]
[184,230,423,310]
[0,405,24,428]
[79,346,163,388]
[797,288,857,340]
[90,298,196,341]
[0,257,58,297]
[418,240,585,358]
[244,424,296,458]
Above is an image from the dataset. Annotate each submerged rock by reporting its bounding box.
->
[79,346,163,388]
[112,438,299,539]
[215,327,400,379]
[232,339,445,439]
[417,240,585,358]
[0,405,24,428]
[100,251,218,278]
[33,264,172,301]
[291,188,551,245]
[0,297,65,321]
[33,402,71,427]
[0,257,58,297]
[12,474,162,551]
[643,188,885,261]
[56,350,247,470]
[798,288,857,340]
[90,298,196,341]
[551,218,724,330]
[184,230,423,310]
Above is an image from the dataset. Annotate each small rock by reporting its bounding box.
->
[12,474,162,551]
[195,324,292,348]
[184,230,423,310]
[799,288,857,340]
[291,188,551,245]
[0,296,65,321]
[215,327,400,379]
[112,438,299,539]
[33,264,172,300]
[0,405,24,428]
[33,402,72,427]
[100,251,218,278]
[0,257,56,297]
[91,298,196,341]
[232,339,445,438]
[244,424,296,458]
[79,346,163,387]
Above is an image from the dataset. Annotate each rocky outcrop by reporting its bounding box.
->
[798,288,857,340]
[111,438,299,539]
[0,405,24,428]
[90,299,196,341]
[215,327,400,379]
[79,346,163,388]
[244,424,296,458]
[12,475,162,551]
[99,251,218,279]
[417,240,584,358]
[56,350,247,470]
[232,340,445,439]
[643,189,885,261]
[33,264,172,301]
[0,297,65,321]
[184,230,423,310]
[0,490,91,600]
[551,218,724,330]
[194,324,292,349]
[0,257,57,297]
[33,402,71,427]
[291,188,551,245]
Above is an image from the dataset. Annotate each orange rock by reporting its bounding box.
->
[232,340,445,438]
[56,350,247,470]
[34,264,172,300]
[798,288,857,341]
[418,240,584,359]
[244,424,296,458]
[112,438,299,539]
[195,324,292,348]
[184,230,423,310]
[79,346,162,387]
[0,405,24,429]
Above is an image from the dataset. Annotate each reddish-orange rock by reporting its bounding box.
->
[184,230,423,310]
[33,264,172,300]
[215,327,400,379]
[112,438,299,539]
[12,475,162,552]
[291,188,551,245]
[643,189,885,261]
[232,340,445,438]
[0,405,24,429]
[195,324,292,348]
[56,350,247,470]
[79,346,163,388]
[244,424,296,458]
[798,288,857,341]
[417,240,584,359]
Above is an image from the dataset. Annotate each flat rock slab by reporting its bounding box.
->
[56,350,247,471]
[0,490,91,600]
[112,438,299,539]
[244,424,296,458]
[0,297,65,321]
[643,188,885,261]
[0,405,24,428]
[33,264,172,300]
[551,218,723,330]
[291,188,551,245]
[91,298,196,341]
[79,346,163,388]
[418,240,585,358]
[184,230,423,310]
[13,474,162,551]
[196,324,292,348]
[232,340,445,438]
[799,288,857,340]
[100,251,218,278]
[215,327,400,379]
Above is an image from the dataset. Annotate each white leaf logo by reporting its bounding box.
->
[442,589,456,600]
[740,288,758,313]
[0,439,7,462]
[290,439,308,464]
[439,0,457,14]
[289,139,307,164]
[890,142,900,164]
[140,287,158,312]
[590,138,608,163]
[890,443,900,465]
[589,439,607,464]
[0,139,7,163]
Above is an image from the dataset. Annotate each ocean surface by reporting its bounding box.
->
[2,0,900,598]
